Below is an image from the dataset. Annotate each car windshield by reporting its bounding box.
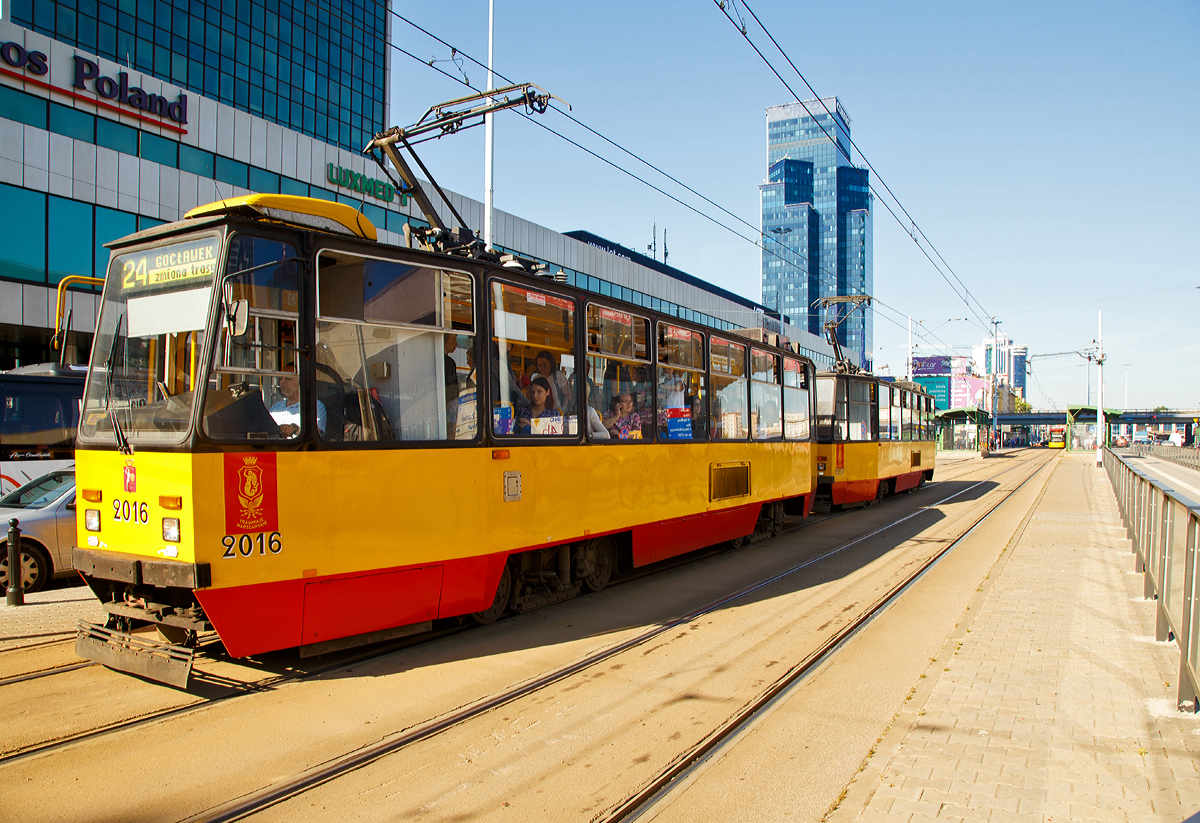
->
[80,234,222,446]
[0,470,74,509]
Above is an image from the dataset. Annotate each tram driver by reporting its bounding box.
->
[270,372,326,438]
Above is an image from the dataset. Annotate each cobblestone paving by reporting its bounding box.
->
[856,455,1200,822]
[0,581,103,653]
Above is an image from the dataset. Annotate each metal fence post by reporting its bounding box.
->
[6,518,23,607]
[1158,501,1175,642]
[1180,513,1199,712]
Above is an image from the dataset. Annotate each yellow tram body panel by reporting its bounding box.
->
[77,439,815,657]
[816,439,935,505]
[79,442,813,588]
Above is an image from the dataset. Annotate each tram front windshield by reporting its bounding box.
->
[80,234,220,445]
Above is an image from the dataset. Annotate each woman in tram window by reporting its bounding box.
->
[516,377,562,435]
[531,350,572,415]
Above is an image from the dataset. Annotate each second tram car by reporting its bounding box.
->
[1047,426,1066,449]
[813,373,936,510]
[72,195,825,685]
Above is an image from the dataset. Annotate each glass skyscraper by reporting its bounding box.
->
[761,97,872,370]
[5,0,389,153]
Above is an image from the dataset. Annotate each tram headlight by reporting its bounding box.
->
[162,517,180,543]
[85,509,101,532]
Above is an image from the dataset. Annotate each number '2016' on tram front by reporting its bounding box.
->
[71,195,821,682]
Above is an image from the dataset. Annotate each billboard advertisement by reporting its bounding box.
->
[913,376,950,409]
[912,356,951,376]
[950,374,990,409]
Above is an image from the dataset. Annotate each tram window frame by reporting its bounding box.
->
[847,378,875,442]
[587,303,653,443]
[901,390,913,441]
[313,249,480,447]
[879,384,891,441]
[815,374,837,444]
[891,385,902,441]
[750,347,782,441]
[709,336,749,441]
[656,322,707,443]
[781,356,811,441]
[490,278,580,442]
[201,230,310,444]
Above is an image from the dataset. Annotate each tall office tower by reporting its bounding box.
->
[5,0,390,153]
[761,98,872,369]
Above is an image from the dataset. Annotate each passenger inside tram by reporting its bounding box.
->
[516,377,563,435]
[603,393,642,439]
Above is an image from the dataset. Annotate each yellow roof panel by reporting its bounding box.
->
[184,194,377,241]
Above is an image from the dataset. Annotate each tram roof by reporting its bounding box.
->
[185,194,378,241]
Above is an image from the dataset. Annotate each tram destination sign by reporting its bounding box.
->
[116,238,220,293]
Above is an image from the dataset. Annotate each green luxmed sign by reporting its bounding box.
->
[327,164,409,206]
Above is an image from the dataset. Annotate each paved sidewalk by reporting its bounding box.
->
[854,453,1200,822]
[0,581,103,652]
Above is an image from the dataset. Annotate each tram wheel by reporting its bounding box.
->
[770,502,785,536]
[470,562,513,625]
[583,539,615,592]
[730,535,748,549]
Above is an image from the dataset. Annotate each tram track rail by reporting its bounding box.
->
[604,450,1056,822]
[175,453,1049,823]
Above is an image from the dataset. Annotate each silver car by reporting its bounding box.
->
[0,468,76,592]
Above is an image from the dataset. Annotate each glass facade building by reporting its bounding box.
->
[761,97,873,370]
[6,0,389,153]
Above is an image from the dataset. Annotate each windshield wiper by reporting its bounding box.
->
[103,315,132,455]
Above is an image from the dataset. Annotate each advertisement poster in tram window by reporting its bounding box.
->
[455,389,477,439]
[224,452,279,534]
[666,407,692,440]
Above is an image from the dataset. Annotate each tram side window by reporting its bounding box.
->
[492,282,577,438]
[878,385,891,441]
[815,375,836,444]
[751,348,781,440]
[891,386,902,441]
[782,358,810,441]
[657,323,706,442]
[847,379,874,441]
[710,338,748,440]
[312,254,475,443]
[204,236,304,440]
[587,305,651,441]
[900,391,913,441]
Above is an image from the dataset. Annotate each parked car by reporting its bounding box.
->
[1113,436,1129,447]
[0,468,76,592]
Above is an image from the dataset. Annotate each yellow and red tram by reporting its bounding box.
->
[813,373,936,510]
[72,195,825,684]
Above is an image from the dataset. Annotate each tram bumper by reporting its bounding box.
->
[76,620,195,688]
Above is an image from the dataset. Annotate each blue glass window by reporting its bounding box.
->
[248,167,280,194]
[96,118,138,156]
[94,206,137,279]
[178,144,213,178]
[48,103,95,142]
[48,197,94,283]
[0,86,47,130]
[139,131,178,167]
[0,184,46,283]
[214,156,248,189]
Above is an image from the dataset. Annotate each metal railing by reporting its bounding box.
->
[1126,443,1200,472]
[1104,448,1200,712]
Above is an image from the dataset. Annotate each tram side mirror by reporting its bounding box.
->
[226,299,249,338]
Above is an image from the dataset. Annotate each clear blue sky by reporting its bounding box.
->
[391,1,1199,409]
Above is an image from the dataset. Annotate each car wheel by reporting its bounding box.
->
[0,541,51,593]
